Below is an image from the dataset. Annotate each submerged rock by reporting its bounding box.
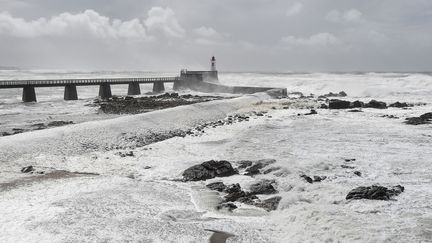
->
[21,166,35,173]
[254,196,282,211]
[249,180,277,195]
[216,202,238,212]
[301,174,326,183]
[182,160,238,181]
[301,175,313,184]
[405,112,432,125]
[346,185,404,200]
[305,109,318,115]
[243,159,277,176]
[206,182,227,192]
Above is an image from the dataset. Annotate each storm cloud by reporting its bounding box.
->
[0,0,431,71]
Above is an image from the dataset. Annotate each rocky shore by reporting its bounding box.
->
[93,92,226,114]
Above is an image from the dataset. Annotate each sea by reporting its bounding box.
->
[0,70,431,242]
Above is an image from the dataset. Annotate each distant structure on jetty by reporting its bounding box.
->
[0,56,286,102]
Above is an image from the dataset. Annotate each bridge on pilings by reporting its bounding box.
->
[0,76,182,102]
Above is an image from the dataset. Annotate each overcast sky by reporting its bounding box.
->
[0,0,431,71]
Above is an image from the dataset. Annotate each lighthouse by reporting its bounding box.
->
[211,56,217,71]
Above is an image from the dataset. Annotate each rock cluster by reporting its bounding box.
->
[346,185,404,200]
[329,99,388,109]
[237,159,277,176]
[206,180,281,211]
[318,91,347,99]
[95,93,223,114]
[300,175,327,184]
[182,160,238,181]
[405,112,432,125]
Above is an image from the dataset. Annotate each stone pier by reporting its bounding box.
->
[127,83,141,96]
[153,82,165,93]
[64,85,78,100]
[22,86,37,102]
[99,83,112,99]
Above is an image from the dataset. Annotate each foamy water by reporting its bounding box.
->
[0,70,431,242]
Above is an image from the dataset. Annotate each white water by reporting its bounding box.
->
[0,71,431,242]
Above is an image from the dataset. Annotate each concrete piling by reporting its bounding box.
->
[127,82,141,96]
[64,85,78,100]
[99,83,112,99]
[22,86,37,102]
[152,82,165,93]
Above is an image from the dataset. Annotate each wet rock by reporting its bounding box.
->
[301,175,313,184]
[329,99,351,109]
[206,182,226,192]
[346,185,404,200]
[305,109,318,115]
[47,121,74,127]
[237,160,253,169]
[389,102,410,108]
[319,91,347,98]
[354,171,362,177]
[21,166,35,173]
[182,160,238,181]
[381,115,399,119]
[263,167,281,174]
[351,100,365,108]
[249,180,277,195]
[244,159,276,176]
[116,151,135,157]
[313,176,327,182]
[301,174,326,183]
[254,196,282,211]
[420,112,432,120]
[347,109,363,112]
[341,165,356,169]
[216,202,237,212]
[225,191,248,202]
[365,100,387,109]
[405,113,432,125]
[225,183,242,194]
[320,104,329,109]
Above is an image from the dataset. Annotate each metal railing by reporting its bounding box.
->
[0,76,181,87]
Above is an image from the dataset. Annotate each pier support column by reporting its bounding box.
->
[22,86,37,102]
[99,83,112,99]
[152,82,165,93]
[127,82,141,96]
[64,85,78,100]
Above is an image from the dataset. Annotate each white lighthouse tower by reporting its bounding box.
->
[211,56,217,71]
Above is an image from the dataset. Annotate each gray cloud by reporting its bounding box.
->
[0,0,431,71]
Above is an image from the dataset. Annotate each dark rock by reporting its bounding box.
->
[351,100,365,108]
[320,104,329,109]
[236,194,259,204]
[320,91,347,98]
[313,176,327,182]
[206,182,226,192]
[237,160,253,169]
[182,160,238,181]
[125,151,134,157]
[254,196,282,211]
[21,166,35,173]
[305,109,318,115]
[341,165,356,169]
[224,191,248,202]
[420,112,432,120]
[47,121,74,127]
[389,102,410,108]
[329,99,351,109]
[354,171,362,177]
[263,167,281,174]
[244,159,276,176]
[365,100,387,109]
[348,109,363,113]
[405,116,431,125]
[301,175,313,184]
[249,180,277,195]
[216,202,237,212]
[225,183,242,193]
[346,185,404,200]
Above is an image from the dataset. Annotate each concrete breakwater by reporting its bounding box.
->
[0,91,277,163]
